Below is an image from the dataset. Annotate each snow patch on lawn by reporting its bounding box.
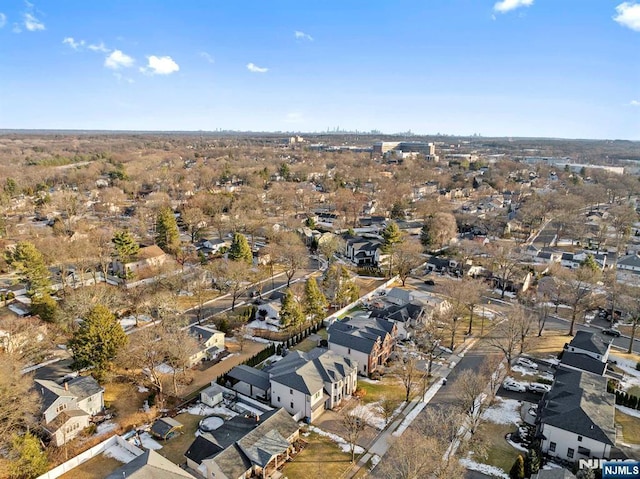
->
[137,385,149,393]
[612,355,640,391]
[104,443,138,463]
[96,421,117,436]
[510,365,538,377]
[506,435,528,452]
[246,319,281,332]
[460,457,508,479]
[308,426,364,454]
[351,403,386,430]
[184,403,238,418]
[481,397,522,425]
[130,432,162,450]
[616,405,640,419]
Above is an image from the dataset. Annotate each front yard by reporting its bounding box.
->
[280,431,355,479]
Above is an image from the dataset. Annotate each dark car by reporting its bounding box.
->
[424,279,436,286]
[602,328,621,337]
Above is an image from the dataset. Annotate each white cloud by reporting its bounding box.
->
[104,50,135,70]
[62,37,85,50]
[199,51,215,64]
[493,0,534,14]
[294,30,313,41]
[23,12,44,31]
[614,2,640,31]
[88,42,110,53]
[113,72,134,84]
[247,62,268,73]
[140,55,180,75]
[631,100,640,106]
[0,13,6,28]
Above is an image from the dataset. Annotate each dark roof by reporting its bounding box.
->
[328,316,395,355]
[151,417,183,439]
[106,450,196,479]
[35,376,103,412]
[539,368,615,445]
[208,410,279,449]
[560,351,607,376]
[227,365,270,391]
[371,302,425,323]
[67,376,103,400]
[184,434,223,465]
[617,253,640,268]
[568,331,609,356]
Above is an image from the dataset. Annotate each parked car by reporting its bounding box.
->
[517,357,539,369]
[424,279,436,286]
[503,379,527,393]
[528,383,551,394]
[602,328,621,337]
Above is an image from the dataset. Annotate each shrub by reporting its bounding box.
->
[636,361,640,371]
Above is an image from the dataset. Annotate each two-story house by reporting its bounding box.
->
[189,325,225,366]
[265,348,358,422]
[561,331,612,377]
[345,236,382,267]
[328,316,397,377]
[35,376,104,446]
[112,244,168,277]
[536,368,616,462]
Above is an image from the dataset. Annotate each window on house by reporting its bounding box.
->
[290,389,293,395]
[277,396,280,403]
[549,442,556,452]
[290,402,294,409]
[567,448,574,459]
[577,436,582,442]
[348,348,351,354]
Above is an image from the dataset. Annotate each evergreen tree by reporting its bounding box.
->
[5,241,50,297]
[69,304,128,377]
[280,289,305,329]
[580,254,600,273]
[9,432,48,479]
[509,455,525,479]
[30,294,58,323]
[381,221,403,276]
[524,449,540,477]
[228,232,253,265]
[155,207,180,254]
[304,277,329,322]
[112,230,139,263]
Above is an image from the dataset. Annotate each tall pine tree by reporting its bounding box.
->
[5,241,50,297]
[228,232,253,265]
[381,221,403,276]
[69,304,128,378]
[155,207,180,254]
[304,277,329,322]
[112,230,139,264]
[280,289,305,329]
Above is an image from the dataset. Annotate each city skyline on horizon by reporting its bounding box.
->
[1,1,639,140]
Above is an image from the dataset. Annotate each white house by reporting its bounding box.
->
[189,325,225,366]
[537,368,615,462]
[36,376,104,446]
[266,348,357,423]
[617,253,640,273]
[345,236,382,267]
[564,331,611,362]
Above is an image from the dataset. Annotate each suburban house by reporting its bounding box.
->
[189,325,225,366]
[560,331,612,377]
[227,364,271,402]
[328,316,397,376]
[536,368,616,462]
[0,314,47,355]
[184,407,299,479]
[195,238,229,258]
[35,376,104,446]
[112,244,168,277]
[107,449,196,479]
[345,236,382,267]
[616,253,640,273]
[266,348,358,422]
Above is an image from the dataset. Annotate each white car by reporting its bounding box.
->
[517,357,539,369]
[528,383,551,394]
[503,379,527,393]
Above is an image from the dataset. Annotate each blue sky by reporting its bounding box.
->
[0,0,639,139]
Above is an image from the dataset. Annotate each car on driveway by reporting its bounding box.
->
[517,357,539,369]
[503,379,527,393]
[424,279,436,286]
[528,383,551,394]
[602,328,621,337]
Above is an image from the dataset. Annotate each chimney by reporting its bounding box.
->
[64,381,69,391]
[255,414,260,422]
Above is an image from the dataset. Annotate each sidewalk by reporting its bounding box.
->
[342,338,478,478]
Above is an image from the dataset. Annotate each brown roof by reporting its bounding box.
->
[136,245,166,260]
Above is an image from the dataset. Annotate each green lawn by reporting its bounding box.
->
[281,431,355,479]
[357,376,407,404]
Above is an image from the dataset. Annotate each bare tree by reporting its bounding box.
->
[414,313,446,378]
[558,262,602,335]
[341,402,370,463]
[163,322,200,395]
[460,277,486,335]
[488,313,521,370]
[392,239,424,286]
[271,232,308,287]
[452,368,489,434]
[393,355,423,402]
[378,396,398,427]
[485,242,525,299]
[208,259,253,311]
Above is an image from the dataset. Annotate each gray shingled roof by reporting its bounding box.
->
[539,368,615,446]
[328,316,394,355]
[67,376,103,400]
[35,376,102,412]
[227,365,270,391]
[106,450,196,479]
[184,434,223,465]
[560,351,606,376]
[568,331,609,356]
[189,325,222,344]
[151,417,183,439]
